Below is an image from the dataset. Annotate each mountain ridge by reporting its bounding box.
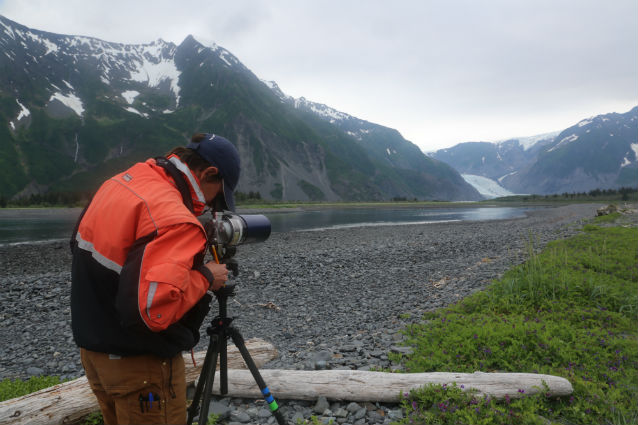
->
[431,107,638,195]
[0,15,482,202]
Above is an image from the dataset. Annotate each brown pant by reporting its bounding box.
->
[80,348,187,425]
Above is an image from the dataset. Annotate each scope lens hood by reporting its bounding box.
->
[239,214,271,244]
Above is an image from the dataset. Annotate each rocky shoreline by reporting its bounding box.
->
[0,203,606,424]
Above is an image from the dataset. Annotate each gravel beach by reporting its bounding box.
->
[0,203,610,424]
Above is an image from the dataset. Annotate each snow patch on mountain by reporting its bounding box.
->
[548,134,578,152]
[122,90,140,105]
[40,37,58,55]
[262,80,277,91]
[49,92,84,117]
[462,174,516,199]
[12,26,60,55]
[0,19,15,38]
[15,99,30,120]
[218,50,237,67]
[622,143,638,167]
[293,97,350,122]
[495,130,560,151]
[128,44,180,105]
[10,99,31,131]
[498,171,518,183]
[124,106,148,118]
[1,16,185,107]
[262,80,352,123]
[262,80,288,102]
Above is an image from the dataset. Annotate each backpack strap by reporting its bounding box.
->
[70,201,91,253]
[155,156,208,269]
[154,157,195,214]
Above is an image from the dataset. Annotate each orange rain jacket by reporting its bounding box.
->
[71,156,214,358]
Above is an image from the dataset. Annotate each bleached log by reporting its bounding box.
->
[1,349,574,425]
[205,369,573,402]
[0,338,277,425]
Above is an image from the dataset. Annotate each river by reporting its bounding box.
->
[0,205,540,245]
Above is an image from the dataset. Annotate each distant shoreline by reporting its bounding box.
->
[1,196,628,214]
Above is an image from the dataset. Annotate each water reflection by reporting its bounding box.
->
[265,207,532,233]
[0,206,537,245]
[0,208,83,245]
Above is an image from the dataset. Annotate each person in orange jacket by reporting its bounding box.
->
[70,133,240,425]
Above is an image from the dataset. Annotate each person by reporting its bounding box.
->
[70,133,240,425]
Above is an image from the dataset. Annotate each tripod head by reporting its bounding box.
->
[208,281,237,334]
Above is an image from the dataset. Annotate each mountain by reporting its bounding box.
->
[431,108,638,195]
[430,132,558,184]
[0,15,481,202]
[264,81,480,201]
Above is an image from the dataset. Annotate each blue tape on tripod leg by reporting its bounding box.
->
[261,387,275,403]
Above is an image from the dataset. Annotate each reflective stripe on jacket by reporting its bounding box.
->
[71,156,212,357]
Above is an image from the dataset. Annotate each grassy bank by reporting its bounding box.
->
[4,190,636,210]
[390,213,638,424]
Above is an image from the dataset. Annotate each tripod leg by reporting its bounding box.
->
[198,341,219,425]
[228,327,286,425]
[186,335,220,425]
[220,332,228,395]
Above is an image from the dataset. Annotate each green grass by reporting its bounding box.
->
[390,214,638,425]
[0,375,64,401]
[593,212,623,224]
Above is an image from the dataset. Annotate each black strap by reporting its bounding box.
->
[70,201,92,253]
[154,157,194,214]
[156,157,209,272]
[197,265,214,284]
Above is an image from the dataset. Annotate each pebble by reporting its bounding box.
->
[0,204,608,424]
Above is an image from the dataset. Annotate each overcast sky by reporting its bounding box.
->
[1,0,636,151]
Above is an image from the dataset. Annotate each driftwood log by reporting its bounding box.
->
[209,369,573,401]
[0,341,573,425]
[0,338,277,425]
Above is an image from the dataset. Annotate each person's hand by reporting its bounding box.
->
[203,261,229,291]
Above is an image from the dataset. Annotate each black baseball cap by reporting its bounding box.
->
[187,134,240,211]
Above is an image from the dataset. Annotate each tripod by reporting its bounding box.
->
[186,283,286,425]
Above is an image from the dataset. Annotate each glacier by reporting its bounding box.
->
[461,174,517,199]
